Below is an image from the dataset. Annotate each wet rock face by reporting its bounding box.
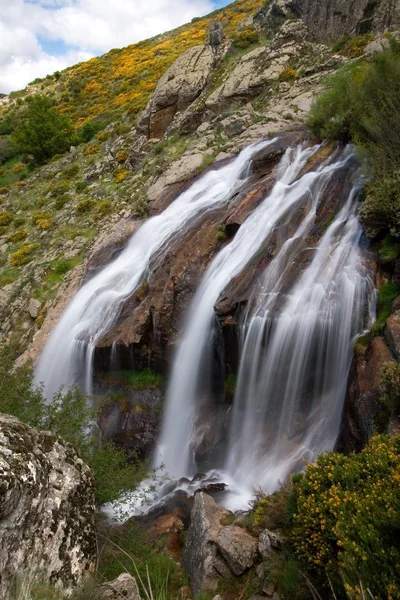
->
[97,386,163,459]
[0,414,96,599]
[339,336,394,453]
[183,492,258,596]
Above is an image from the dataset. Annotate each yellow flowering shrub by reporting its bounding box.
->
[279,67,297,81]
[291,435,400,599]
[114,169,131,183]
[116,150,128,163]
[5,228,27,243]
[10,243,39,266]
[12,163,26,173]
[0,210,12,226]
[83,144,100,156]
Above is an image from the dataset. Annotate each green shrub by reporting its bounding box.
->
[76,198,95,213]
[232,27,260,49]
[50,182,69,198]
[54,194,70,210]
[12,95,76,164]
[97,200,113,215]
[291,434,400,599]
[0,345,143,505]
[309,41,400,240]
[75,180,88,193]
[62,163,79,179]
[379,233,400,263]
[332,33,374,58]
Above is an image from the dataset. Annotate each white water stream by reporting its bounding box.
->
[34,141,268,400]
[154,144,375,509]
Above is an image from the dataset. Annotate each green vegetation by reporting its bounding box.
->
[308,40,400,240]
[12,95,76,165]
[371,281,400,335]
[232,26,260,49]
[103,368,163,390]
[291,435,400,600]
[379,234,400,263]
[0,345,144,505]
[380,361,400,412]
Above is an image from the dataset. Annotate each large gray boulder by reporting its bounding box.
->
[0,414,96,599]
[101,573,142,599]
[183,492,259,597]
[138,45,217,139]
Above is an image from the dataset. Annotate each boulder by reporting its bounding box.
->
[183,492,259,596]
[0,414,96,599]
[138,45,216,139]
[216,525,259,575]
[258,530,283,560]
[183,492,232,596]
[28,297,41,319]
[101,573,141,599]
[146,153,205,205]
[209,22,225,47]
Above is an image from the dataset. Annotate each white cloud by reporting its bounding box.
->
[0,0,216,93]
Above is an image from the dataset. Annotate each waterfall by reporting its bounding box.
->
[34,141,268,400]
[155,144,374,500]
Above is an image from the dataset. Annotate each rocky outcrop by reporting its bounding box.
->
[183,492,258,596]
[0,414,96,599]
[384,309,400,360]
[269,0,400,43]
[339,336,394,453]
[138,45,218,140]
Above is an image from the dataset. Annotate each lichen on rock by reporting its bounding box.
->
[0,413,96,599]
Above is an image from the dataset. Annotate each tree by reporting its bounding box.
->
[13,95,76,164]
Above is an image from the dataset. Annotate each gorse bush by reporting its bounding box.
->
[291,435,400,599]
[12,95,76,165]
[308,40,400,240]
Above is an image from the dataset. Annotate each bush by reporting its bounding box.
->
[279,67,297,81]
[380,361,400,412]
[0,345,143,505]
[291,435,400,599]
[359,170,400,238]
[12,95,76,164]
[9,243,39,266]
[232,27,260,49]
[76,198,95,213]
[75,180,88,193]
[5,228,27,243]
[0,210,13,226]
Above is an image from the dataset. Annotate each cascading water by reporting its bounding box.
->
[155,143,375,507]
[34,141,268,400]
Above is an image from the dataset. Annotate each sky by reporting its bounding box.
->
[0,0,231,94]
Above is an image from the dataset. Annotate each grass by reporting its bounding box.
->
[371,281,400,335]
[379,234,400,263]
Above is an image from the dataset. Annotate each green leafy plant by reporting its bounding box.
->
[12,95,76,164]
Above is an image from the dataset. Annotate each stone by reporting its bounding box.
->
[101,573,141,599]
[138,45,216,139]
[183,492,233,596]
[216,525,259,575]
[385,310,400,360]
[338,336,394,452]
[147,153,205,204]
[220,113,253,138]
[364,33,391,55]
[289,0,400,43]
[28,297,41,319]
[209,22,225,46]
[258,529,283,560]
[0,414,96,598]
